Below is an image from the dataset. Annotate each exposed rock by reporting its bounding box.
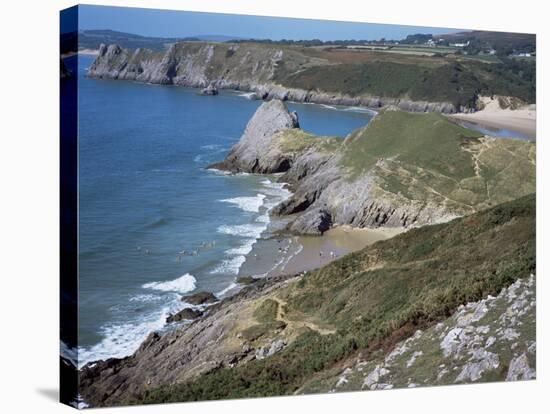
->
[209,99,299,174]
[506,353,536,381]
[363,365,390,390]
[288,208,332,235]
[79,273,298,407]
[323,275,535,394]
[200,84,219,95]
[86,42,462,113]
[181,291,218,305]
[208,102,534,235]
[406,351,423,368]
[255,339,287,360]
[236,276,258,285]
[166,308,203,323]
[455,349,499,382]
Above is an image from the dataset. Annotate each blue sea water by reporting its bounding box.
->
[73,55,375,366]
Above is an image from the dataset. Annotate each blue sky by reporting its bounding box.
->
[72,5,461,40]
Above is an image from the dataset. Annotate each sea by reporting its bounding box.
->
[69,55,375,367]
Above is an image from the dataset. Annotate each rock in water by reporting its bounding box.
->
[209,99,299,173]
[200,84,219,95]
[181,291,218,305]
[236,276,258,285]
[166,308,203,323]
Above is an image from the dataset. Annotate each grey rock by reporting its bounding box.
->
[363,365,390,389]
[288,208,332,235]
[200,84,219,95]
[506,353,536,381]
[209,99,299,174]
[166,308,203,323]
[87,42,463,115]
[181,291,218,305]
[455,349,499,382]
[255,339,287,360]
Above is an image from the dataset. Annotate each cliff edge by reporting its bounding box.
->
[211,100,536,235]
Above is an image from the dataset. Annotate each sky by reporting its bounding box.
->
[69,5,462,40]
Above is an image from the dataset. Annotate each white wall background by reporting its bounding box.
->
[0,0,547,412]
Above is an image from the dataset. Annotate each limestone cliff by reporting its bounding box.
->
[211,100,536,235]
[87,42,459,113]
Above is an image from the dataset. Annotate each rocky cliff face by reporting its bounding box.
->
[87,41,459,113]
[209,99,300,173]
[211,100,536,235]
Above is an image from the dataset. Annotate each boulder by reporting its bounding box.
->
[255,339,286,360]
[166,308,203,323]
[200,84,219,96]
[236,276,258,285]
[181,291,218,305]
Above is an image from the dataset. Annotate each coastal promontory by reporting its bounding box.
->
[211,99,536,235]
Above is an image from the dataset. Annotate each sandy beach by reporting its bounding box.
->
[268,226,404,276]
[449,96,536,140]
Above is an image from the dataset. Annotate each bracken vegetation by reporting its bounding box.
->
[136,193,535,404]
[276,59,535,109]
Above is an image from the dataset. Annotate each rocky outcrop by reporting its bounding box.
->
[79,273,298,407]
[166,308,202,323]
[181,291,218,305]
[210,100,535,235]
[87,41,460,113]
[200,84,218,95]
[209,99,299,173]
[322,275,536,393]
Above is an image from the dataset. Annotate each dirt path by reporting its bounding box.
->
[271,296,336,336]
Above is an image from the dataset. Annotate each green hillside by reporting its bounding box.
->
[138,193,535,404]
[340,110,535,214]
[276,59,535,108]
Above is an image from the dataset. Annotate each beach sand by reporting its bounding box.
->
[449,97,536,140]
[270,226,404,276]
[238,225,404,282]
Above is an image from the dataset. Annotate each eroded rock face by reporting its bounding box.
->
[209,99,299,174]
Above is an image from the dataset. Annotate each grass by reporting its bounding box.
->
[337,110,535,213]
[136,193,535,404]
[341,110,482,177]
[276,129,342,153]
[276,59,535,109]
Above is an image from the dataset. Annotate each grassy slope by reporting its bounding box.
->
[300,276,535,393]
[340,110,535,214]
[138,193,535,404]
